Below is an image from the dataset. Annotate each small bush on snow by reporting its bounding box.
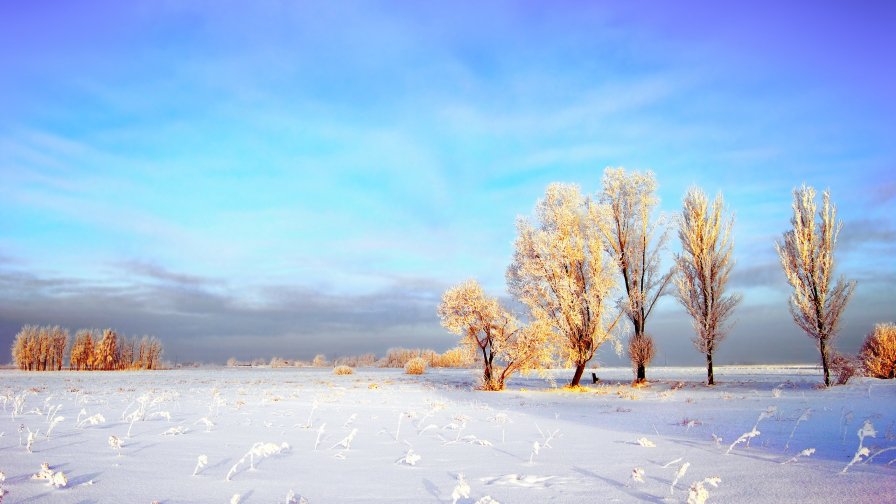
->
[830,353,860,385]
[333,365,354,375]
[404,357,427,375]
[860,323,896,379]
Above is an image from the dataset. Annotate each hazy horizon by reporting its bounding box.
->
[2,2,894,366]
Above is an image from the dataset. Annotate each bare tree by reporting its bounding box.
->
[674,188,742,385]
[438,279,551,390]
[775,185,856,387]
[597,168,673,384]
[508,183,621,387]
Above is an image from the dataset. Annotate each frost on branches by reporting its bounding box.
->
[438,279,552,391]
[507,183,621,387]
[775,185,855,387]
[597,168,673,384]
[674,188,741,385]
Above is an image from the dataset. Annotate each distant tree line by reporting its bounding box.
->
[227,347,476,370]
[11,325,163,371]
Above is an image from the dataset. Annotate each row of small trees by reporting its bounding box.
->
[9,325,69,371]
[439,167,880,389]
[11,325,164,371]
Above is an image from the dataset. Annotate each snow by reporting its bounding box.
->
[1,366,894,503]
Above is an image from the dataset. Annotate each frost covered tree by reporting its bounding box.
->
[775,185,856,387]
[49,326,69,371]
[597,168,673,384]
[70,329,97,370]
[438,279,552,390]
[674,188,742,385]
[507,183,621,387]
[12,325,38,370]
[95,329,120,370]
[135,336,163,370]
[11,325,68,371]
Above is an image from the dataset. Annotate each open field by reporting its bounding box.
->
[1,367,894,503]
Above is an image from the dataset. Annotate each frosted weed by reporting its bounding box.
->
[45,415,64,439]
[746,406,776,447]
[332,428,358,450]
[396,447,421,466]
[784,408,812,452]
[451,473,470,504]
[782,448,815,464]
[225,441,290,480]
[76,412,105,429]
[30,462,67,488]
[108,435,123,456]
[192,454,208,476]
[687,476,721,504]
[670,461,690,495]
[842,420,876,473]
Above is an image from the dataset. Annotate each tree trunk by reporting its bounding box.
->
[635,363,646,383]
[481,347,494,389]
[570,363,586,387]
[706,352,714,385]
[819,338,831,387]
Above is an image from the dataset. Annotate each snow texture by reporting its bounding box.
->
[0,366,894,503]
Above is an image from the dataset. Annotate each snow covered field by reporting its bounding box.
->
[1,367,894,503]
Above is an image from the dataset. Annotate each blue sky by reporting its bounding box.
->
[1,1,894,365]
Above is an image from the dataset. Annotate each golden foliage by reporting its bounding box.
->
[439,279,552,391]
[333,365,354,375]
[507,183,620,387]
[775,185,856,386]
[12,325,69,371]
[14,325,161,371]
[674,188,742,384]
[860,323,896,379]
[404,357,427,375]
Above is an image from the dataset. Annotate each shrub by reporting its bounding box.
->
[628,333,656,385]
[404,357,427,375]
[333,365,354,375]
[430,346,475,368]
[270,357,290,368]
[830,352,860,385]
[860,323,896,379]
